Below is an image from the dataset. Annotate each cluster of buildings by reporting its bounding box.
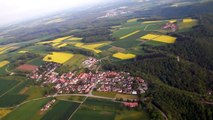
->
[96,71,148,95]
[163,22,178,32]
[82,57,99,70]
[98,6,130,19]
[30,62,148,95]
[40,99,56,112]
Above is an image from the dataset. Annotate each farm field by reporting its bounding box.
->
[18,51,28,54]
[0,44,18,55]
[7,80,29,95]
[56,95,86,102]
[0,80,19,96]
[74,42,110,53]
[2,98,52,120]
[113,52,136,60]
[92,91,117,98]
[43,52,74,64]
[27,58,45,66]
[0,66,8,75]
[0,94,28,108]
[71,98,121,120]
[38,36,71,44]
[120,30,140,39]
[115,110,150,120]
[0,61,9,68]
[56,54,86,73]
[0,109,11,119]
[142,40,167,46]
[115,94,139,100]
[16,64,38,72]
[38,36,83,48]
[24,86,48,100]
[141,34,176,43]
[41,100,80,120]
[111,38,142,49]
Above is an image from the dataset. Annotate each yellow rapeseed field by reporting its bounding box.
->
[141,34,176,43]
[113,52,136,60]
[52,36,71,43]
[120,30,140,39]
[0,109,11,118]
[142,19,178,24]
[74,43,84,47]
[169,20,177,23]
[57,43,67,48]
[0,61,9,68]
[18,51,28,53]
[52,43,61,47]
[0,44,17,54]
[127,18,138,23]
[142,20,162,24]
[153,35,176,43]
[38,36,71,45]
[140,34,160,40]
[43,52,74,64]
[183,18,196,23]
[74,42,110,53]
[67,37,83,41]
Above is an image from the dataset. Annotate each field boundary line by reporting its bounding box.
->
[67,96,88,120]
[0,81,24,98]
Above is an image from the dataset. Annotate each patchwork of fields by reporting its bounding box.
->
[0,16,198,120]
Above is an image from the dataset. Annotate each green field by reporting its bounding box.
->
[23,45,50,55]
[115,110,150,120]
[0,94,28,107]
[8,80,29,94]
[71,98,121,120]
[56,54,86,73]
[0,66,8,75]
[0,80,19,96]
[2,98,51,120]
[92,91,117,98]
[25,86,47,100]
[72,110,115,120]
[111,39,141,49]
[41,100,80,120]
[143,40,167,46]
[99,45,112,51]
[56,95,86,102]
[27,58,44,66]
[115,94,139,100]
[112,25,146,38]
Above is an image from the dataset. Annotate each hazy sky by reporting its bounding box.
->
[0,0,104,26]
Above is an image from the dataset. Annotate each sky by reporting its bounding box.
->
[0,0,104,26]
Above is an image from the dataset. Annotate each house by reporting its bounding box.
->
[123,102,139,108]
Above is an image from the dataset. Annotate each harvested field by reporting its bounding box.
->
[16,64,38,72]
[0,109,11,118]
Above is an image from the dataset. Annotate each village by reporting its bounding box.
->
[30,57,148,96]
